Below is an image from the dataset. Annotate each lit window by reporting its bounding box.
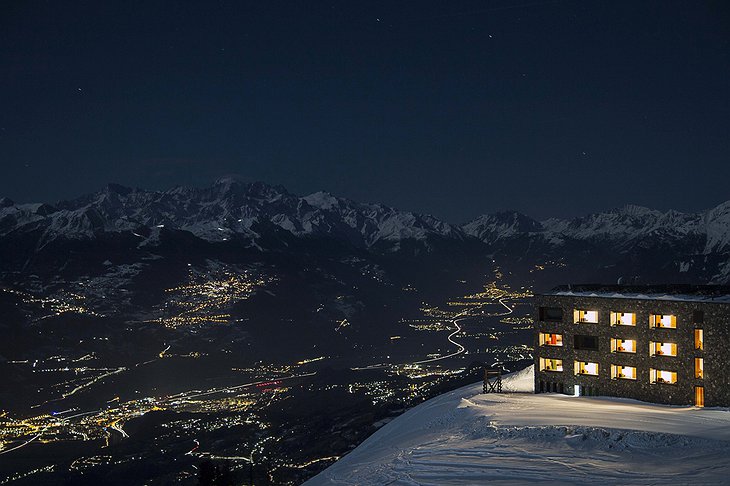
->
[575,361,599,376]
[610,312,636,326]
[539,333,563,346]
[650,314,676,329]
[650,368,677,384]
[574,309,598,324]
[695,358,704,379]
[539,358,563,372]
[695,386,705,407]
[649,341,677,357]
[695,329,704,350]
[611,364,637,380]
[611,338,636,353]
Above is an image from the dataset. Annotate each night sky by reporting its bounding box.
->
[1,1,728,221]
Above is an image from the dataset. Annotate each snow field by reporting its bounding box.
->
[306,365,730,485]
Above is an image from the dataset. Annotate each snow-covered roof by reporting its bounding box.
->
[544,284,730,303]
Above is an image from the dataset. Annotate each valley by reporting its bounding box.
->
[0,259,534,485]
[1,180,727,484]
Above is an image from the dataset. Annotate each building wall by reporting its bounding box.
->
[704,303,730,406]
[534,294,730,406]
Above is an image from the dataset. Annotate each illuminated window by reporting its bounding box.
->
[650,368,677,384]
[539,333,563,346]
[695,329,704,350]
[650,314,676,329]
[574,309,598,324]
[695,386,705,407]
[611,364,637,380]
[575,361,599,376]
[649,341,677,357]
[610,338,636,353]
[610,312,636,326]
[695,358,704,379]
[539,358,563,372]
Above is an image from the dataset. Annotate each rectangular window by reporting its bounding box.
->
[693,310,704,324]
[695,329,704,350]
[539,333,563,346]
[695,358,704,379]
[539,307,563,322]
[695,386,704,407]
[650,314,676,329]
[649,341,677,357]
[574,309,598,324]
[650,368,677,384]
[574,334,599,351]
[575,361,599,376]
[611,364,637,380]
[610,312,636,326]
[610,338,636,353]
[539,357,563,372]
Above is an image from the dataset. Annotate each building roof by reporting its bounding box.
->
[544,284,730,303]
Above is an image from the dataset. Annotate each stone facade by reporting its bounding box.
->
[534,287,730,406]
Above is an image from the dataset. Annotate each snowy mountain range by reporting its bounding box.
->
[464,203,730,254]
[1,179,729,283]
[0,178,463,251]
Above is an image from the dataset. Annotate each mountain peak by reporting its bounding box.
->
[101,183,135,196]
[303,191,341,210]
[462,211,542,243]
[616,204,660,217]
[212,178,289,200]
[213,176,245,187]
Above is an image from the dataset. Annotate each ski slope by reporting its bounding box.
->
[306,366,730,485]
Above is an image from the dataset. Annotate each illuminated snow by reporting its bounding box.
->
[306,366,730,485]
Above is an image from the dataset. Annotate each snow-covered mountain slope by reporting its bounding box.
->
[461,211,543,244]
[3,180,729,254]
[306,366,730,485]
[0,179,465,251]
[2,180,730,283]
[463,203,730,254]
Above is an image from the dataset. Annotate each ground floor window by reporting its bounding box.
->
[650,368,677,384]
[575,361,599,376]
[575,384,600,397]
[539,380,564,393]
[539,357,563,372]
[611,364,637,380]
[695,386,704,407]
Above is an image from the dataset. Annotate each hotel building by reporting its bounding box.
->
[534,284,730,407]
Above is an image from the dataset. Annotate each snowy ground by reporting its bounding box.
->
[305,366,730,485]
